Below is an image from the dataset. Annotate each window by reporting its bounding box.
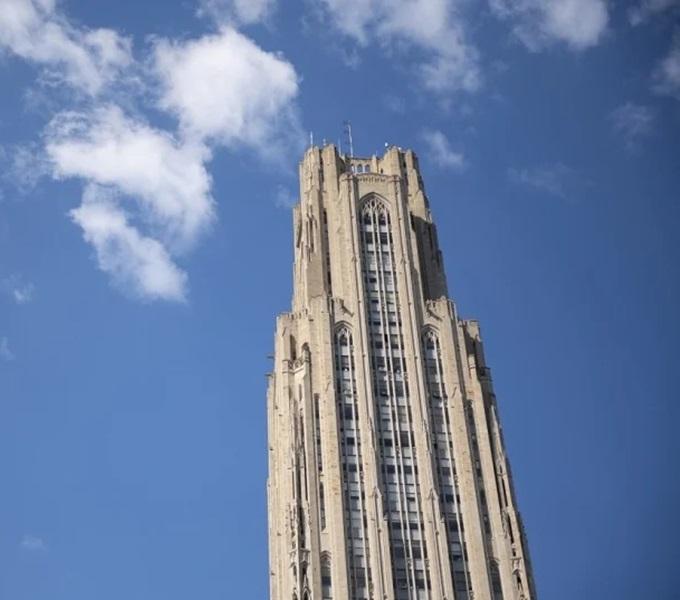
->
[360,195,431,597]
[334,326,372,595]
[422,329,472,591]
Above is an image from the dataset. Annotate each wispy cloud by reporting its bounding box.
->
[490,0,609,51]
[318,0,480,94]
[2,275,35,304]
[274,185,297,209]
[420,129,465,170]
[628,0,680,25]
[0,1,302,302]
[653,32,680,99]
[507,163,574,199]
[0,143,51,195]
[197,0,276,26]
[0,336,14,361]
[609,102,655,150]
[20,534,47,552]
[382,94,407,114]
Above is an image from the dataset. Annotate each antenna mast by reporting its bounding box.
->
[343,121,354,157]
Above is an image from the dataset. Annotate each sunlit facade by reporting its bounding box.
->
[267,145,535,600]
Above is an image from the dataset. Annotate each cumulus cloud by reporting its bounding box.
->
[0,0,132,95]
[490,0,609,51]
[319,0,480,93]
[508,163,574,198]
[609,102,654,149]
[43,106,214,301]
[197,0,276,25]
[152,28,301,158]
[46,105,215,251]
[1,3,302,302]
[421,129,465,169]
[0,336,14,361]
[70,186,188,301]
[653,33,680,99]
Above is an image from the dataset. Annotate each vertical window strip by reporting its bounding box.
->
[313,394,326,529]
[335,328,372,600]
[323,210,332,293]
[422,331,472,599]
[360,198,431,600]
[465,402,503,600]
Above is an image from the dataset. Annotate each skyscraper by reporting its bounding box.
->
[267,145,535,600]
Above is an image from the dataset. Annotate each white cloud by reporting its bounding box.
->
[197,0,276,25]
[1,3,304,302]
[382,94,407,114]
[0,336,14,361]
[152,28,301,158]
[319,0,480,93]
[421,129,465,169]
[20,534,46,551]
[46,105,215,251]
[490,0,608,51]
[2,275,35,304]
[508,163,573,198]
[70,186,188,301]
[609,102,654,149]
[2,143,51,193]
[43,106,214,301]
[0,0,132,95]
[628,0,680,25]
[653,33,680,99]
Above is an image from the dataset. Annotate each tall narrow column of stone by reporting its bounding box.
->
[267,145,536,600]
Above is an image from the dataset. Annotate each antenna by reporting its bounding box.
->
[309,131,314,148]
[343,121,354,157]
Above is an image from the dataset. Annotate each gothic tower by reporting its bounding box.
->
[267,144,536,600]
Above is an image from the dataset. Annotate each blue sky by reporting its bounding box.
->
[1,0,679,598]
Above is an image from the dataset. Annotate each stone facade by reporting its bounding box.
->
[267,145,536,600]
